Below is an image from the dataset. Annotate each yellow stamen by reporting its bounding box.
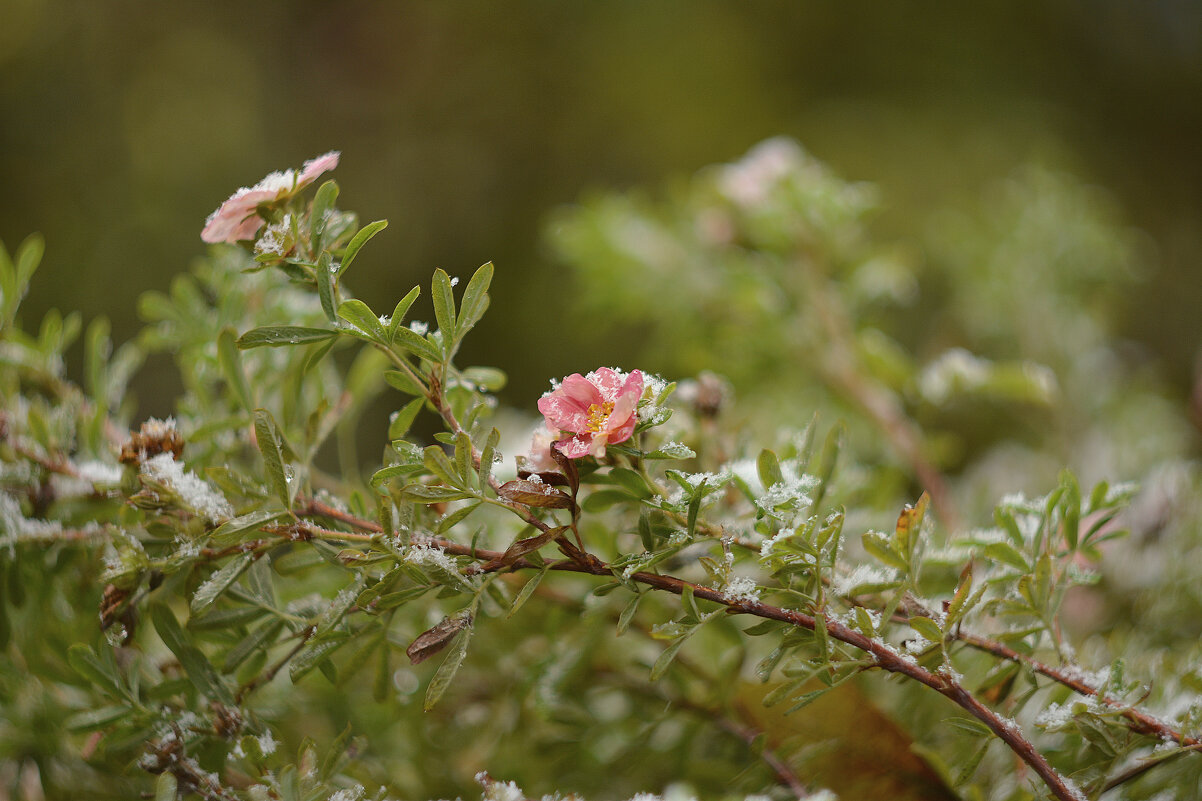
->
[585,401,615,433]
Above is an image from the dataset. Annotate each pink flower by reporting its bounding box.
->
[537,368,643,459]
[520,423,561,473]
[201,151,341,244]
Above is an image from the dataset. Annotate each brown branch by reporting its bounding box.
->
[956,630,1200,749]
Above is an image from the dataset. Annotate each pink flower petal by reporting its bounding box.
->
[537,373,601,432]
[554,435,595,459]
[201,152,341,244]
[298,151,340,189]
[201,188,277,243]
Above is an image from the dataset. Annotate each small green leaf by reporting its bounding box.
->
[217,328,253,412]
[338,220,388,277]
[337,299,387,342]
[431,269,457,352]
[617,592,642,635]
[65,705,133,733]
[289,636,348,682]
[508,567,549,618]
[223,618,285,674]
[383,369,426,397]
[150,603,230,702]
[237,326,337,349]
[862,531,908,570]
[309,179,340,251]
[1060,469,1081,550]
[154,771,178,801]
[650,634,690,680]
[423,618,473,710]
[397,484,475,504]
[943,716,995,738]
[644,442,697,460]
[392,326,443,362]
[908,615,944,643]
[190,553,256,615]
[388,398,424,440]
[436,501,480,534]
[456,261,493,336]
[253,409,292,508]
[983,541,1029,571]
[386,286,421,342]
[67,644,125,699]
[477,427,501,488]
[316,251,337,323]
[757,449,784,491]
[462,365,506,391]
[209,510,291,547]
[681,584,700,622]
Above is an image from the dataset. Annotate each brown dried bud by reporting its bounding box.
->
[120,418,185,465]
[679,371,731,419]
[406,612,473,664]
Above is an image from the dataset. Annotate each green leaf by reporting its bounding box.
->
[253,409,292,508]
[338,220,388,277]
[617,592,642,635]
[581,489,631,512]
[508,567,549,618]
[436,501,480,534]
[289,636,348,682]
[209,510,291,547]
[316,251,337,323]
[456,261,493,336]
[908,615,944,643]
[686,482,705,538]
[423,621,473,710]
[154,771,178,801]
[756,449,784,491]
[309,179,340,251]
[388,397,424,440]
[644,442,696,460]
[223,618,285,674]
[397,484,475,504]
[862,531,908,570]
[811,423,844,510]
[67,644,125,699]
[463,365,506,391]
[337,299,387,342]
[477,427,501,488]
[383,368,426,397]
[392,326,443,363]
[983,541,1029,571]
[316,576,366,637]
[150,603,230,702]
[217,328,253,412]
[65,705,133,733]
[681,584,700,622]
[650,634,690,680]
[237,326,337,349]
[190,553,256,615]
[1060,469,1081,550]
[386,286,421,343]
[943,716,996,738]
[431,269,457,351]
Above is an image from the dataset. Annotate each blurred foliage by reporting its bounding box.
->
[0,1,1199,409]
[2,4,1202,800]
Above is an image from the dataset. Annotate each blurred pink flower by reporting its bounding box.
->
[201,151,340,244]
[521,423,561,473]
[537,368,643,459]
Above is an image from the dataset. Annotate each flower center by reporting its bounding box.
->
[585,401,615,433]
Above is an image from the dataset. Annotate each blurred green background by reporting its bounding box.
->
[2,0,1200,409]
